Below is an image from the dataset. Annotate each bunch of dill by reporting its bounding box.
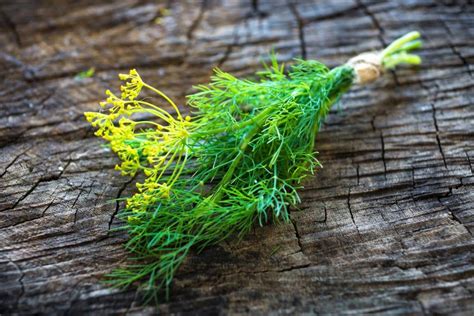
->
[85,31,422,300]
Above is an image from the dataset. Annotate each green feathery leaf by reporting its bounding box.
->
[85,32,422,301]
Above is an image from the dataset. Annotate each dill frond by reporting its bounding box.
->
[85,32,422,301]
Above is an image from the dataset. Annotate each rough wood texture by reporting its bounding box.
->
[1,0,473,315]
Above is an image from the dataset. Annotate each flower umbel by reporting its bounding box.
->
[119,69,144,100]
[85,69,192,195]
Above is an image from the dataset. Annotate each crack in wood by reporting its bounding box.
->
[419,77,448,170]
[108,174,138,230]
[278,263,310,272]
[41,198,56,217]
[1,158,71,213]
[6,195,58,227]
[370,115,376,132]
[441,20,473,77]
[437,196,472,236]
[72,191,83,226]
[356,0,386,46]
[347,187,359,233]
[418,300,428,316]
[289,216,304,253]
[315,203,327,223]
[217,24,241,68]
[186,0,207,43]
[182,0,208,62]
[429,93,448,170]
[288,2,307,59]
[465,151,473,175]
[249,0,267,18]
[0,7,22,47]
[0,146,31,178]
[380,132,387,179]
[2,179,42,212]
[356,165,360,185]
[357,0,404,86]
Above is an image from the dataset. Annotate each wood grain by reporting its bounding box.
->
[0,0,473,314]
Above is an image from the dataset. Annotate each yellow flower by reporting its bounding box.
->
[87,69,197,216]
[119,69,144,101]
[158,183,171,198]
[127,215,139,223]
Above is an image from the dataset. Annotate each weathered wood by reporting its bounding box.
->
[1,0,473,315]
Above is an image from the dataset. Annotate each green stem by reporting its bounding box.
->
[381,31,421,59]
[394,40,422,54]
[383,52,421,69]
[306,65,355,167]
[381,31,422,69]
[143,83,183,120]
[212,122,263,202]
[197,105,275,136]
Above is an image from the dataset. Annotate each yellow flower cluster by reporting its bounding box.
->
[119,69,143,100]
[85,69,195,218]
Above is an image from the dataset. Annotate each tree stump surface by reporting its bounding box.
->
[1,0,473,315]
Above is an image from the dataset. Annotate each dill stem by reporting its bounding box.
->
[156,150,179,181]
[198,105,274,136]
[168,147,189,187]
[135,121,163,127]
[129,107,172,123]
[130,100,175,120]
[381,31,420,59]
[212,120,263,202]
[151,149,173,176]
[143,83,183,120]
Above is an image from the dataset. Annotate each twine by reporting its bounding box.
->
[346,52,383,85]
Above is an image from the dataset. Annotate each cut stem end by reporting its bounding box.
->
[347,31,422,84]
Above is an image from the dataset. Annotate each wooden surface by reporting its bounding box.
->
[1,0,473,315]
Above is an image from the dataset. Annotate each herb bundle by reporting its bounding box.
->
[85,31,422,299]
